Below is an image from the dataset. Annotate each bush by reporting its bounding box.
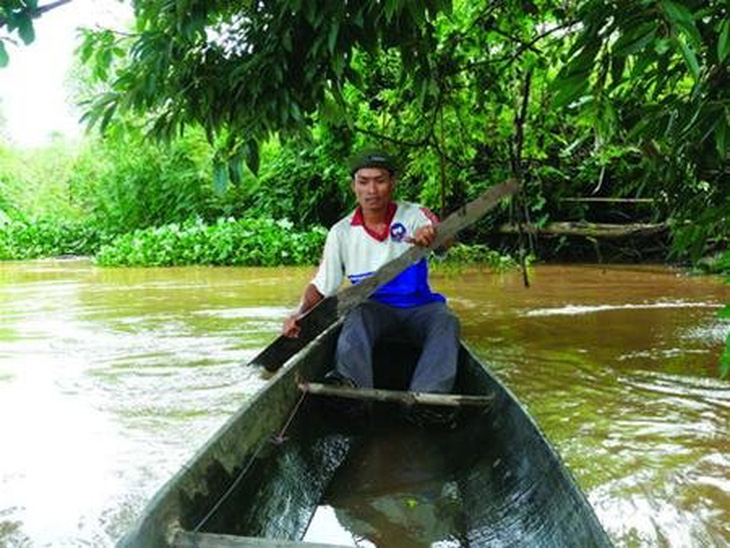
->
[94,217,327,267]
[0,219,113,260]
[435,243,520,272]
[69,129,225,234]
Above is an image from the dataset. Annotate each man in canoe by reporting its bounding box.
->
[282,148,460,394]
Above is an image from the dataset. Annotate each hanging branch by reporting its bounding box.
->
[453,21,579,78]
[510,70,533,288]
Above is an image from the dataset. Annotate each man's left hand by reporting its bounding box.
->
[407,225,437,247]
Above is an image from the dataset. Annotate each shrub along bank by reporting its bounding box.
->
[94,217,327,267]
[0,215,522,270]
[0,220,113,260]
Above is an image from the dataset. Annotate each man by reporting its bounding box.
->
[282,149,459,393]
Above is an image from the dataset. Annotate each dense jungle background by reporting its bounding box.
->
[0,0,726,270]
[0,0,727,271]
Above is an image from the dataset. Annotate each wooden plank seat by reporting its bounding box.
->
[174,531,350,548]
[299,382,495,407]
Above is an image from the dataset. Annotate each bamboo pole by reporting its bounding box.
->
[299,382,494,407]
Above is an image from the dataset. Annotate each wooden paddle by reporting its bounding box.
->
[250,179,519,372]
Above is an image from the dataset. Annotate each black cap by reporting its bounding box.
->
[348,148,396,176]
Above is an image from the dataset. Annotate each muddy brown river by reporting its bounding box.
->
[0,260,727,547]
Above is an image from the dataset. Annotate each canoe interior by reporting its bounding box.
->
[119,323,611,547]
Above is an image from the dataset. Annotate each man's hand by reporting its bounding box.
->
[281,284,324,338]
[407,224,437,247]
[282,312,302,338]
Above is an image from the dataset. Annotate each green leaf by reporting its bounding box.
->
[676,35,700,80]
[245,139,260,175]
[0,42,8,68]
[654,38,671,55]
[213,161,228,195]
[551,75,590,109]
[661,1,701,47]
[17,17,35,45]
[327,20,339,54]
[99,103,117,133]
[320,93,346,125]
[563,44,600,77]
[718,19,729,63]
[228,153,244,186]
[352,7,364,28]
[282,30,292,52]
[613,22,657,57]
[660,1,693,25]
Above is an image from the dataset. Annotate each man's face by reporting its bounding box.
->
[352,167,395,214]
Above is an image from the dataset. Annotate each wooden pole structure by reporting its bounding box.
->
[299,382,495,408]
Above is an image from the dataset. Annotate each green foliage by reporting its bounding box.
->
[554,0,729,261]
[3,0,726,269]
[94,217,327,267]
[720,330,729,379]
[0,137,81,222]
[0,219,112,259]
[242,131,353,229]
[0,0,40,67]
[436,243,520,271]
[79,0,454,177]
[68,127,229,233]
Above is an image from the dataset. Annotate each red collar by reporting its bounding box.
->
[351,202,397,241]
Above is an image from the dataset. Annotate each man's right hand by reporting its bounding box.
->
[282,284,324,338]
[282,312,302,338]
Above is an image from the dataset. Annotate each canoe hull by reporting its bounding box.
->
[118,322,611,547]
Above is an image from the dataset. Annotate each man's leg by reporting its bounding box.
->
[336,301,398,388]
[403,302,460,393]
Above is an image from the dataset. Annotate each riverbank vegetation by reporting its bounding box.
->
[0,0,727,272]
[94,218,327,267]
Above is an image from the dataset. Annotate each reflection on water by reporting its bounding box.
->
[0,260,727,546]
[304,424,464,548]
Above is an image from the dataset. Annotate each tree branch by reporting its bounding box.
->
[453,20,580,77]
[0,0,74,30]
[352,126,430,148]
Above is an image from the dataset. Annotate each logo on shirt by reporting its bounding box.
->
[390,222,407,242]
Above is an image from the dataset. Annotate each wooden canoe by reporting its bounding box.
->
[118,322,612,547]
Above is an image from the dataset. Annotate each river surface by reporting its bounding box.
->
[0,260,727,547]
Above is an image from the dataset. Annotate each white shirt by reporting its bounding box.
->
[312,201,444,307]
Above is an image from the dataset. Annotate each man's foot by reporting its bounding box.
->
[319,370,369,422]
[322,370,357,388]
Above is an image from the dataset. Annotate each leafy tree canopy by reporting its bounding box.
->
[78,0,453,173]
[0,0,73,66]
